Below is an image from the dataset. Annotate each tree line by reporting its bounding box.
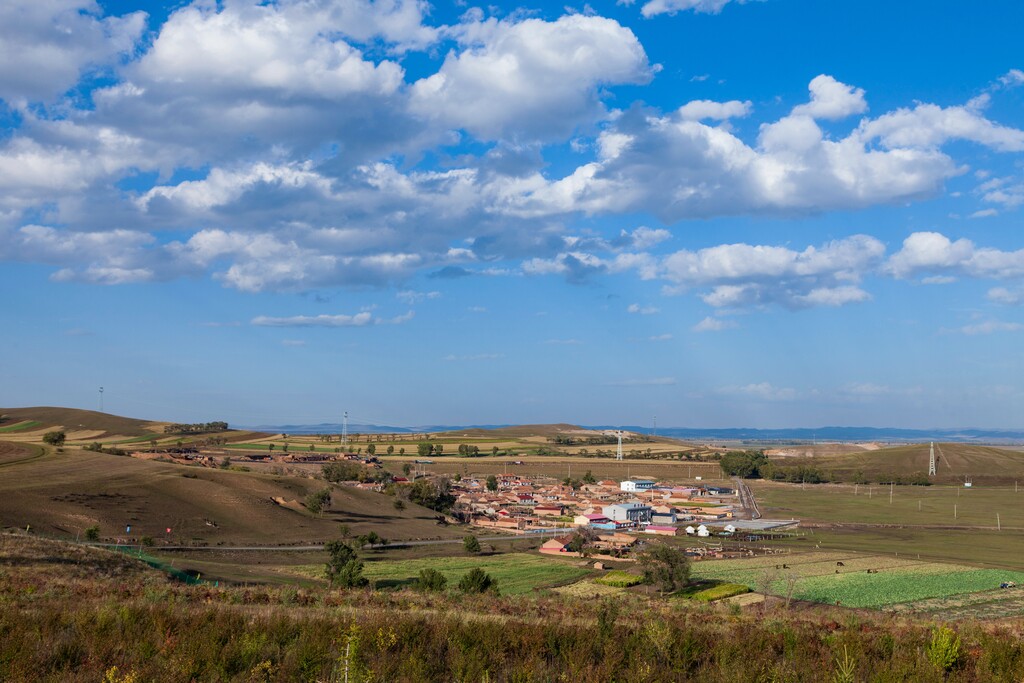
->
[163,421,228,434]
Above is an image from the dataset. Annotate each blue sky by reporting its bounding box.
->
[1,0,1023,429]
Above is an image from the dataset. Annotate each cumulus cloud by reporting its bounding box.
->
[988,287,1024,306]
[0,1,146,104]
[663,234,883,309]
[677,99,752,121]
[693,316,737,332]
[791,75,867,120]
[641,0,756,17]
[410,14,653,140]
[499,74,1024,222]
[886,232,1024,280]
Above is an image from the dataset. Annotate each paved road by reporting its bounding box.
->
[733,476,761,519]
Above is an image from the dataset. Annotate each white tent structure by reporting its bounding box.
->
[724,524,736,534]
[685,525,696,535]
[696,524,710,537]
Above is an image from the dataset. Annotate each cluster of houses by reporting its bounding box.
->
[455,475,736,539]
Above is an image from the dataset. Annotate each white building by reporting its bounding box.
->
[620,480,655,493]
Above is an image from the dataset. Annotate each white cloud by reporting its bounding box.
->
[998,69,1024,89]
[663,234,883,309]
[959,320,1023,335]
[0,1,146,104]
[627,303,660,314]
[677,99,752,121]
[641,0,755,17]
[886,232,1024,280]
[410,14,652,140]
[251,311,413,327]
[988,287,1024,306]
[791,75,867,120]
[693,316,737,332]
[396,290,441,303]
[500,75,1022,222]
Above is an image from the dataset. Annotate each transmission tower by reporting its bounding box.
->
[616,430,624,461]
[342,411,348,447]
[928,441,936,477]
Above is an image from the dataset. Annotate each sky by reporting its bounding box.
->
[1,0,1023,429]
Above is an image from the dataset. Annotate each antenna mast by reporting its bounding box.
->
[342,411,348,447]
[928,441,936,477]
[98,386,104,413]
[616,430,624,461]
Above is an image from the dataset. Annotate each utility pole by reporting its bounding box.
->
[99,386,104,413]
[928,442,936,477]
[342,411,348,447]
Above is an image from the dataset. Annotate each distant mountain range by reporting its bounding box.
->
[239,422,1024,444]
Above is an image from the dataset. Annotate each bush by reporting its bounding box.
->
[927,626,962,672]
[463,535,481,553]
[458,568,497,594]
[84,526,100,542]
[415,568,447,592]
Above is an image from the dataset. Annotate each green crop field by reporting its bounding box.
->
[350,553,591,595]
[691,551,1024,608]
[0,420,41,433]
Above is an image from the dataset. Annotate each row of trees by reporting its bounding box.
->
[163,422,228,434]
[720,450,932,485]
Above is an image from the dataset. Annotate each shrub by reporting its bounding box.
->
[85,526,100,542]
[463,535,481,553]
[415,568,447,592]
[458,568,497,594]
[927,626,962,672]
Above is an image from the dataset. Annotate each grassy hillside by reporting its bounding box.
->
[0,406,161,438]
[0,441,462,547]
[783,442,1024,485]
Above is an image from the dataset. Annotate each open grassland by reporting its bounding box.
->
[753,480,1024,529]
[0,443,463,547]
[6,534,1024,682]
[692,551,1024,610]
[785,442,1024,486]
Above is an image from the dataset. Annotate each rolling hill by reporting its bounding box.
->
[0,406,162,438]
[789,442,1024,485]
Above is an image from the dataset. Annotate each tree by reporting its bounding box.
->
[463,535,481,553]
[417,442,433,457]
[638,543,691,594]
[435,444,444,456]
[486,474,498,492]
[305,487,332,515]
[268,443,275,453]
[367,444,376,455]
[387,445,394,455]
[84,525,100,542]
[458,567,498,594]
[43,430,66,449]
[402,463,412,476]
[582,470,596,484]
[492,446,499,456]
[416,568,447,592]
[393,499,406,512]
[399,447,405,455]
[325,540,367,588]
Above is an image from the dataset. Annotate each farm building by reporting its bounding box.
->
[620,480,656,493]
[644,525,679,536]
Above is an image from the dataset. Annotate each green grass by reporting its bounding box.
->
[594,570,644,587]
[0,421,41,433]
[687,583,750,602]
[359,553,591,595]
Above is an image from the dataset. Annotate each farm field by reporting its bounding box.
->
[297,553,593,595]
[885,587,1024,620]
[752,480,1024,529]
[691,551,1024,609]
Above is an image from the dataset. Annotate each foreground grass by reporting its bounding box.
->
[6,535,1024,682]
